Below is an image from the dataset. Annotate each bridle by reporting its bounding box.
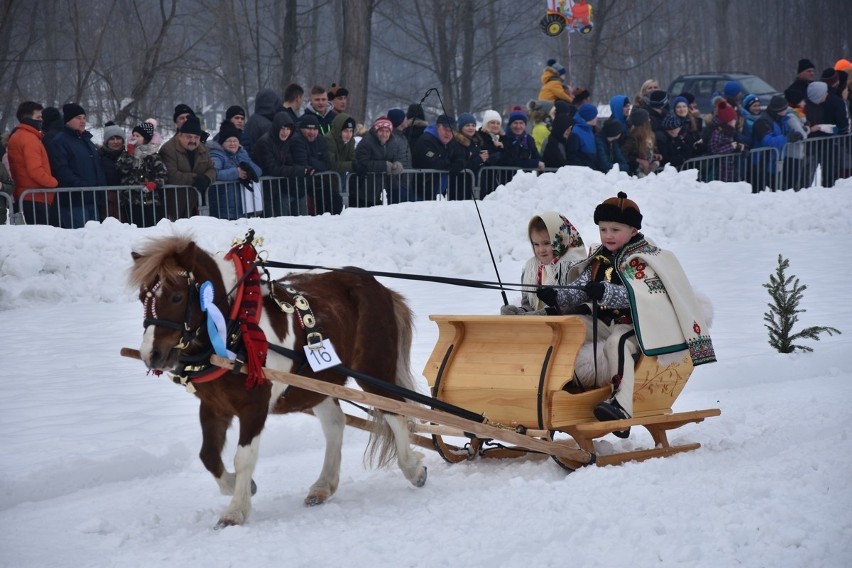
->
[143,270,201,351]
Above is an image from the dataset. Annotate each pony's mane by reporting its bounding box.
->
[129,235,197,288]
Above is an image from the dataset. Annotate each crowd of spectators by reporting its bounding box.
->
[1,56,849,227]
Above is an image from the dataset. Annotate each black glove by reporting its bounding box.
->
[239,162,259,182]
[584,281,605,301]
[786,131,804,142]
[192,174,211,192]
[536,286,558,307]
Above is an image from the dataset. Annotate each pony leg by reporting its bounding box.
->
[199,404,235,495]
[383,414,427,488]
[217,435,262,528]
[305,397,344,506]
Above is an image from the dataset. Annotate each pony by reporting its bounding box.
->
[129,234,426,528]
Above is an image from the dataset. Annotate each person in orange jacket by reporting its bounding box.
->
[538,59,574,103]
[6,101,59,225]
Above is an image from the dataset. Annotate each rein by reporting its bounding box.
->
[259,260,584,294]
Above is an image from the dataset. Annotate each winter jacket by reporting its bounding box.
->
[655,131,690,170]
[244,88,282,154]
[325,113,357,174]
[116,143,168,205]
[6,122,58,204]
[289,131,330,173]
[48,127,107,188]
[608,95,630,135]
[453,131,488,173]
[158,136,216,187]
[251,113,305,179]
[570,114,598,162]
[353,128,412,205]
[500,130,542,170]
[99,146,126,186]
[302,104,335,137]
[707,117,740,182]
[411,124,466,200]
[595,132,628,173]
[538,66,573,103]
[531,121,551,153]
[208,140,262,219]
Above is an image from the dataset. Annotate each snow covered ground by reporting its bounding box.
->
[1,165,851,567]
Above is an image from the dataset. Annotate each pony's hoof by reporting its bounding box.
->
[215,518,239,530]
[251,479,257,496]
[412,466,427,488]
[304,492,329,507]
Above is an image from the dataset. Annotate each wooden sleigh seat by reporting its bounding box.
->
[422,315,719,467]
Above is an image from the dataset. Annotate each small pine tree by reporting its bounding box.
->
[763,254,841,353]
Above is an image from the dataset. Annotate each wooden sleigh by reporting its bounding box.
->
[182,314,720,472]
[420,315,720,469]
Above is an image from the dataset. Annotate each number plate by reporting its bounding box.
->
[303,339,342,372]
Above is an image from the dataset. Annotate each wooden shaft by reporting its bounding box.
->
[210,354,593,465]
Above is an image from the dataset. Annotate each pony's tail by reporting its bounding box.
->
[363,290,418,469]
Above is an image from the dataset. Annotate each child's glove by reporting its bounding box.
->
[238,162,259,182]
[192,174,211,192]
[500,305,524,315]
[583,281,606,301]
[786,131,804,142]
[143,181,157,192]
[536,286,558,307]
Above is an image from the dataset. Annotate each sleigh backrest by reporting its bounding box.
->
[424,315,695,431]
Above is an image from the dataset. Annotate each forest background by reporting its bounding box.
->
[0,0,849,134]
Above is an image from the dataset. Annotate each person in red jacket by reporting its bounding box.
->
[6,101,59,225]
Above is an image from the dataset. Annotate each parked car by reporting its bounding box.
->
[667,73,781,115]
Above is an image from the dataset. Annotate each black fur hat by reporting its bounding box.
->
[594,191,642,229]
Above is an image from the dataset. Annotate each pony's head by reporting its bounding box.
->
[130,236,209,371]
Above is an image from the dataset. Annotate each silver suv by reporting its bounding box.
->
[667,73,781,114]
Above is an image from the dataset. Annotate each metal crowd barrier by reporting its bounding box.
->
[680,132,852,192]
[247,172,344,217]
[0,192,12,225]
[17,185,201,228]
[345,169,477,206]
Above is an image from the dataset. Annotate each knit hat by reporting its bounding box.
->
[546,58,566,75]
[457,113,476,128]
[217,121,242,143]
[388,108,406,128]
[341,116,356,130]
[672,96,688,109]
[628,107,649,127]
[601,118,623,138]
[328,84,349,99]
[821,68,839,88]
[836,58,852,72]
[225,105,246,120]
[436,114,456,128]
[797,58,816,73]
[661,113,682,131]
[132,122,155,144]
[42,107,62,128]
[102,124,124,142]
[406,103,425,120]
[373,116,393,131]
[723,81,741,97]
[742,94,760,111]
[62,103,86,123]
[766,95,788,114]
[178,114,204,136]
[806,81,828,103]
[507,110,527,124]
[577,103,598,121]
[298,114,320,128]
[572,88,591,105]
[716,101,736,124]
[173,103,195,123]
[648,90,668,109]
[783,87,805,107]
[594,191,642,230]
[482,109,502,125]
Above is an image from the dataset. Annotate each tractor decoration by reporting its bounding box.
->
[541,0,593,36]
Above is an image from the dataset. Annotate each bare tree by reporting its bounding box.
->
[340,0,379,122]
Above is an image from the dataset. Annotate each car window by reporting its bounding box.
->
[669,80,685,95]
[693,79,715,97]
[738,76,778,95]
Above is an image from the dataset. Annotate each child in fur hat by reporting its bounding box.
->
[536,193,715,435]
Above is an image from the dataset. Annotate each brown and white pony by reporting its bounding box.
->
[129,235,426,528]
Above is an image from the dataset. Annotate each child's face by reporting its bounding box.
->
[530,228,554,265]
[598,221,637,252]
